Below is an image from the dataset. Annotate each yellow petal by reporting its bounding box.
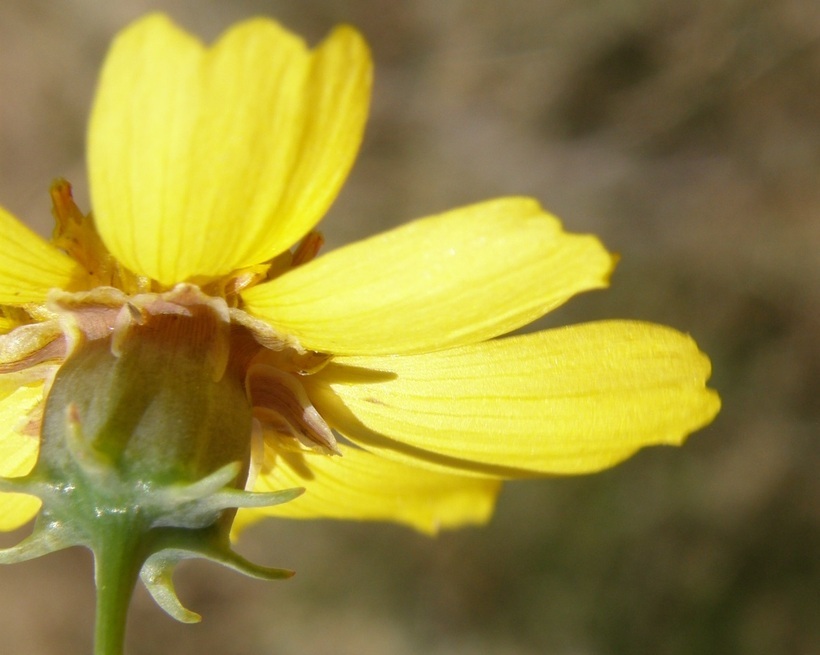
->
[305,321,721,476]
[236,442,500,535]
[0,205,80,304]
[243,198,614,355]
[0,382,43,531]
[88,14,371,284]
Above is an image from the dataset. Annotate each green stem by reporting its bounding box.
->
[92,514,146,655]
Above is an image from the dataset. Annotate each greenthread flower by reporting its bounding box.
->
[0,13,720,654]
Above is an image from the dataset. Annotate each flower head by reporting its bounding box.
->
[0,12,719,646]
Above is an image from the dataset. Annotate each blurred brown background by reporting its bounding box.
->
[1,1,818,654]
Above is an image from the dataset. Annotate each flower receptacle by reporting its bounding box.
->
[0,292,301,654]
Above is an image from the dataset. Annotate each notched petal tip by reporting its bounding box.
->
[90,11,373,284]
[320,22,373,75]
[314,320,721,477]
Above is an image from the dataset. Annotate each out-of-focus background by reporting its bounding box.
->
[1,1,818,653]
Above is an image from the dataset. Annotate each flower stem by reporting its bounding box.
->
[92,514,146,655]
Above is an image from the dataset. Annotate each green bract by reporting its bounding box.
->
[0,297,300,654]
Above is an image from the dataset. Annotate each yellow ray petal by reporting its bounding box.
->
[243,198,614,355]
[0,382,44,531]
[236,442,500,535]
[305,321,721,476]
[88,14,371,285]
[0,206,80,304]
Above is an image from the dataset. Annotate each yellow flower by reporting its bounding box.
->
[0,13,720,540]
